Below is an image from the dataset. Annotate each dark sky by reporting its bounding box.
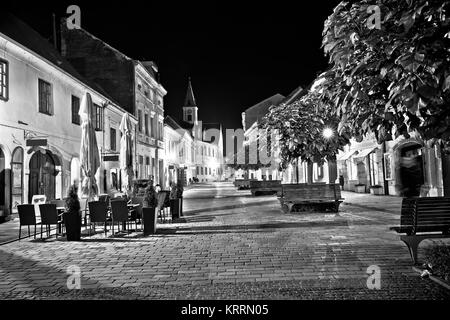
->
[5,1,342,130]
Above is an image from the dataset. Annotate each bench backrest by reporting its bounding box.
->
[281,183,341,201]
[249,180,282,189]
[400,197,450,234]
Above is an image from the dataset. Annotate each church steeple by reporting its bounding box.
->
[184,77,197,107]
[183,77,198,126]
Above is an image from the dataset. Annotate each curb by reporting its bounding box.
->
[412,266,450,290]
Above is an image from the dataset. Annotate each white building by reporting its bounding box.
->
[0,14,137,218]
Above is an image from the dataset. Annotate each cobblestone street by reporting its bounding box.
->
[0,182,448,299]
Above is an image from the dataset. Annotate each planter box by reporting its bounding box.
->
[355,185,366,193]
[64,211,81,241]
[142,207,156,235]
[370,187,383,195]
[170,199,181,219]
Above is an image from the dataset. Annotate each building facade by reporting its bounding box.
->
[60,23,167,187]
[0,14,137,218]
[337,133,446,197]
[180,79,224,183]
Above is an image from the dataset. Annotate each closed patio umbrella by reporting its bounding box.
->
[119,113,133,192]
[79,92,100,200]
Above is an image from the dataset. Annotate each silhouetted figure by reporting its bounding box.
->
[399,155,424,197]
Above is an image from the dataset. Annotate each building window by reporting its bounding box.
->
[196,166,199,175]
[0,59,8,101]
[187,114,192,122]
[146,157,150,177]
[144,114,149,136]
[159,120,163,140]
[71,95,80,125]
[38,79,53,115]
[201,167,204,175]
[11,147,23,212]
[138,110,143,133]
[94,104,103,131]
[139,155,144,179]
[151,116,156,138]
[110,127,116,151]
[369,152,379,185]
[209,168,212,175]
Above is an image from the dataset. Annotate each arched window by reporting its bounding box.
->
[11,147,23,211]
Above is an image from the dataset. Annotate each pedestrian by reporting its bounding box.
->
[339,174,344,190]
[399,155,424,197]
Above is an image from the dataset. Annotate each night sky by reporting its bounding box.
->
[5,1,342,130]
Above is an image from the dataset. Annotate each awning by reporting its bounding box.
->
[353,147,377,161]
[337,149,357,161]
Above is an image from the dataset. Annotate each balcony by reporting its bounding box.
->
[157,140,164,149]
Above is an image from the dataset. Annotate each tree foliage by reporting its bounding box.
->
[261,90,350,169]
[321,0,450,144]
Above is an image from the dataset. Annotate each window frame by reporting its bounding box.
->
[0,59,9,101]
[94,103,103,131]
[38,79,53,115]
[110,127,117,151]
[71,95,81,125]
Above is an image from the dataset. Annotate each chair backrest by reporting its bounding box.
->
[50,199,66,208]
[110,200,129,222]
[98,194,110,203]
[39,204,59,225]
[17,204,36,226]
[88,201,108,223]
[31,195,47,220]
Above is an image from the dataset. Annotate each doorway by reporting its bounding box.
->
[29,151,57,203]
[0,148,5,208]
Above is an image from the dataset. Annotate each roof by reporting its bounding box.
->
[0,12,116,103]
[280,85,308,105]
[243,94,285,130]
[184,77,197,107]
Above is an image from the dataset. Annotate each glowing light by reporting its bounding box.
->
[323,128,334,139]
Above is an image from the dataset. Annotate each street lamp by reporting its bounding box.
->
[323,127,334,140]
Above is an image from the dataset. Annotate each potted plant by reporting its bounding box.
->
[369,185,383,195]
[64,185,82,241]
[354,184,366,193]
[142,185,157,235]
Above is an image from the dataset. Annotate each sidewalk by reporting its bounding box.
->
[342,191,402,214]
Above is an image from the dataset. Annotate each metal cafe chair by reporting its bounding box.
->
[87,201,109,236]
[39,204,64,239]
[110,200,130,235]
[17,204,39,240]
[130,196,144,230]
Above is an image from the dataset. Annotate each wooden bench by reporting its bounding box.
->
[278,183,344,213]
[249,180,282,196]
[390,197,450,264]
[233,179,254,190]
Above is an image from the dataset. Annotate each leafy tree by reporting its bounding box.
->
[261,90,350,169]
[321,0,450,144]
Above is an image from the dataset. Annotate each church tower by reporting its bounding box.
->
[183,77,198,125]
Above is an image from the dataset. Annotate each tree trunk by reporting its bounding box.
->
[328,156,337,184]
[307,161,314,184]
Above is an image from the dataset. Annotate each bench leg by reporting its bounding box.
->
[400,236,424,265]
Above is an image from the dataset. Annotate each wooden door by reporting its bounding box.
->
[29,152,56,203]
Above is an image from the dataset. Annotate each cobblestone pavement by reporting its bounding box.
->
[0,182,448,299]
